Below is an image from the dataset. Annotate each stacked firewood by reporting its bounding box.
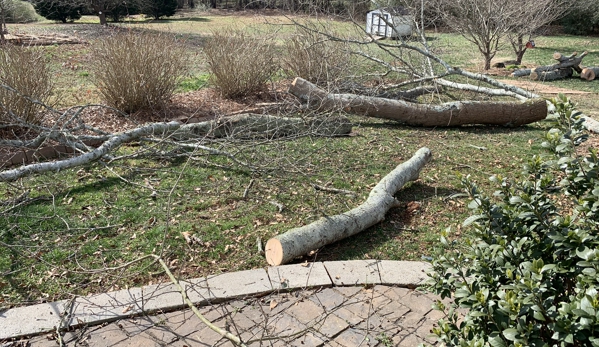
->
[512,51,599,81]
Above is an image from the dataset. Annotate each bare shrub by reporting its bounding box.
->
[90,31,189,114]
[203,28,278,99]
[282,23,351,87]
[0,45,53,125]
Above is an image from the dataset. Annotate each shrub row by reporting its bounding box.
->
[1,25,351,125]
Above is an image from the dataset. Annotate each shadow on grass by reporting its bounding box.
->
[127,17,211,23]
[357,120,547,134]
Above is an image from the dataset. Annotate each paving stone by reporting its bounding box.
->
[20,335,58,347]
[195,323,228,346]
[332,307,365,326]
[378,302,411,320]
[309,287,347,311]
[285,299,325,325]
[356,312,384,331]
[0,301,64,339]
[239,305,267,324]
[316,313,350,338]
[333,286,364,300]
[184,277,212,305]
[392,330,426,347]
[382,286,411,302]
[426,308,446,321]
[81,323,132,347]
[140,282,186,312]
[290,331,326,346]
[268,262,332,291]
[402,291,435,315]
[338,300,373,320]
[67,287,143,327]
[377,260,431,287]
[398,311,426,332]
[266,313,304,337]
[206,269,272,301]
[324,260,381,286]
[415,320,438,344]
[332,328,378,346]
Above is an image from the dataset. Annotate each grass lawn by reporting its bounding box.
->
[1,9,598,305]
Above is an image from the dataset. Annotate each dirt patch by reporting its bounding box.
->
[498,79,593,95]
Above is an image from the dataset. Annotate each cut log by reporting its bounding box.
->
[265,147,432,266]
[511,69,532,77]
[533,51,587,74]
[553,52,577,62]
[289,77,548,127]
[581,67,599,81]
[530,67,574,81]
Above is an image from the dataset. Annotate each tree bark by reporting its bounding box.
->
[289,77,547,127]
[530,67,573,81]
[265,147,432,266]
[512,69,532,77]
[581,67,599,81]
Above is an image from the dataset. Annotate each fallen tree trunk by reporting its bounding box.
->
[265,147,432,266]
[530,67,573,81]
[289,77,547,127]
[581,67,599,81]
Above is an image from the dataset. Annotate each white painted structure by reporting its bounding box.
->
[366,9,413,38]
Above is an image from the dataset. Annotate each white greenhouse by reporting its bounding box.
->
[366,8,413,38]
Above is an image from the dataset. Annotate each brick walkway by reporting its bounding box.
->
[23,285,441,347]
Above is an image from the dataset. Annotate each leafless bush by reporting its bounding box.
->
[282,23,352,87]
[0,45,53,125]
[203,28,278,99]
[90,31,189,114]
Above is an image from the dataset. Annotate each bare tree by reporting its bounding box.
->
[506,0,573,64]
[432,0,518,70]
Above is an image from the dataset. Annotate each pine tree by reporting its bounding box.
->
[142,0,178,19]
[33,0,85,23]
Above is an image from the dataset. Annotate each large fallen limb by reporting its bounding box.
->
[265,147,432,266]
[289,78,547,127]
[0,114,353,180]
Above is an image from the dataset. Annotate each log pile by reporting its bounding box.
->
[511,52,595,82]
[529,52,587,81]
[4,33,86,46]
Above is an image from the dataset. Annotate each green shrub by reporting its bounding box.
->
[141,0,178,19]
[427,95,599,347]
[33,0,84,23]
[2,0,39,23]
[282,23,351,87]
[562,5,599,35]
[0,46,53,125]
[90,31,189,114]
[203,28,277,99]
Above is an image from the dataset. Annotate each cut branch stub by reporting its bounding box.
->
[289,77,547,127]
[265,147,432,266]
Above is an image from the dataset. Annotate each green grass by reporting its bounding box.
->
[1,12,598,305]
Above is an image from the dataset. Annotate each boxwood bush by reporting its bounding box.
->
[427,95,599,347]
